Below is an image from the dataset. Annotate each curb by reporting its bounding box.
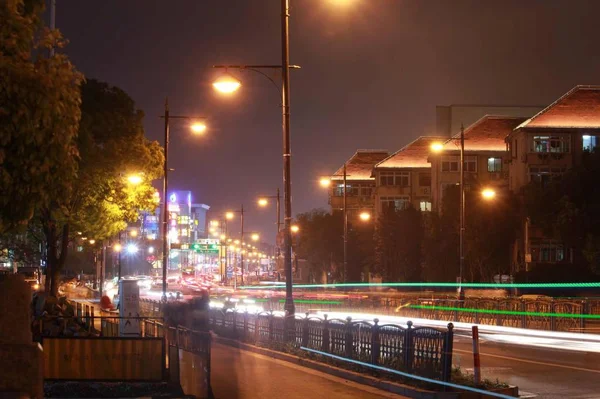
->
[212,335,457,399]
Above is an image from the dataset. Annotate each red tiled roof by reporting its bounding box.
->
[517,85,600,129]
[443,115,527,151]
[332,150,389,181]
[375,136,448,169]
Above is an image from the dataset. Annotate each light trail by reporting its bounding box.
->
[300,347,518,399]
[240,281,600,289]
[410,304,600,319]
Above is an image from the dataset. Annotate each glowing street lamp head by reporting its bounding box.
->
[234,239,240,245]
[359,211,371,222]
[148,246,155,254]
[225,211,235,220]
[113,243,122,252]
[482,188,496,200]
[213,74,241,94]
[129,229,138,238]
[126,243,139,254]
[126,174,143,185]
[190,122,207,135]
[430,142,444,152]
[257,198,268,207]
[251,233,260,242]
[319,177,331,188]
[210,220,220,227]
[291,224,300,234]
[88,239,96,245]
[220,234,226,240]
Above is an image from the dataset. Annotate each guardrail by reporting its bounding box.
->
[210,309,454,382]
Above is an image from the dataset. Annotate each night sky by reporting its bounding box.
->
[55,0,600,243]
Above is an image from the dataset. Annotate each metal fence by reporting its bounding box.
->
[210,309,454,382]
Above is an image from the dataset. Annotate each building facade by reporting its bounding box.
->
[327,150,389,217]
[372,136,447,219]
[507,85,600,270]
[429,115,527,212]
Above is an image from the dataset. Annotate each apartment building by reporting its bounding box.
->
[327,150,389,216]
[372,136,447,218]
[507,85,600,269]
[429,115,527,212]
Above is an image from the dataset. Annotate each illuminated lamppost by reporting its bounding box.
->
[160,101,207,301]
[431,125,466,300]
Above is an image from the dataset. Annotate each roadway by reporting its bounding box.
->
[211,342,407,399]
[319,310,600,399]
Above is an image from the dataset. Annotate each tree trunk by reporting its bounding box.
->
[44,220,69,297]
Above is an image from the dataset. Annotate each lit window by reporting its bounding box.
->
[531,135,570,153]
[530,239,566,263]
[583,135,598,151]
[487,158,502,173]
[419,201,432,212]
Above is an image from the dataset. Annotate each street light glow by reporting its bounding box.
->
[129,229,138,238]
[220,234,226,240]
[127,174,143,185]
[251,233,260,242]
[148,246,154,254]
[88,239,96,245]
[482,188,496,200]
[430,142,444,152]
[212,74,241,94]
[319,177,331,187]
[190,122,207,134]
[126,244,138,254]
[291,224,300,233]
[359,211,371,221]
[257,198,268,207]
[225,211,235,220]
[113,243,122,252]
[210,220,220,227]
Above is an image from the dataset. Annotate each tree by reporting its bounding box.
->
[426,183,519,283]
[40,79,164,295]
[524,148,600,275]
[373,205,424,282]
[294,209,343,283]
[0,0,82,232]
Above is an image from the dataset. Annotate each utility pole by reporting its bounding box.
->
[459,124,465,300]
[240,204,245,286]
[161,99,170,302]
[343,163,348,284]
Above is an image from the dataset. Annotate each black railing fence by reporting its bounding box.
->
[210,309,454,382]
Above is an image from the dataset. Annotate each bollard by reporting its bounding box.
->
[472,325,481,385]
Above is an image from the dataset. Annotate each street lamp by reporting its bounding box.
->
[251,233,260,242]
[212,74,241,94]
[290,224,299,233]
[127,174,143,185]
[319,177,331,187]
[256,188,282,235]
[359,211,371,222]
[482,188,496,200]
[431,124,466,300]
[160,99,207,302]
[113,243,122,252]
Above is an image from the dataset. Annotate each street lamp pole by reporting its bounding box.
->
[276,187,281,234]
[281,0,295,318]
[240,204,245,286]
[161,99,170,302]
[459,124,465,300]
[343,163,348,284]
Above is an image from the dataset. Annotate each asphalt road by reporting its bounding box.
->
[453,332,600,399]
[211,343,407,399]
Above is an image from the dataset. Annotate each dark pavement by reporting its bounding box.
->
[211,343,406,399]
[453,333,600,398]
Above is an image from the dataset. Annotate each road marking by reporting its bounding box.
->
[518,391,538,398]
[454,348,600,374]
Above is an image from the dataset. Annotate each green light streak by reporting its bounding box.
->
[411,304,600,319]
[239,282,600,290]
